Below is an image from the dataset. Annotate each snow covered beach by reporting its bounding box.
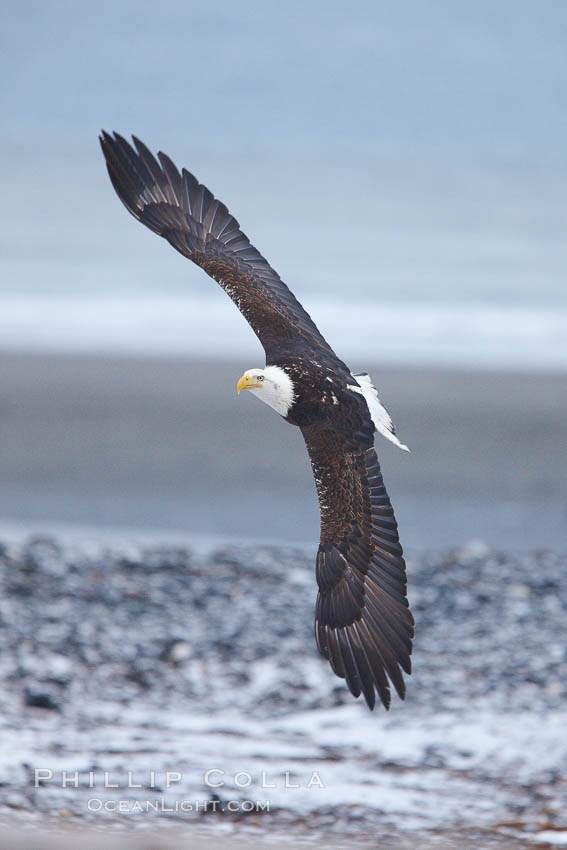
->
[0,534,566,847]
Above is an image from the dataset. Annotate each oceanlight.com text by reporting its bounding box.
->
[87,798,270,813]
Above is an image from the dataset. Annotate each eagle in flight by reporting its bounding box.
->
[100,133,414,710]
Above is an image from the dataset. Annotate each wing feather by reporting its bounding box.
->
[303,423,413,710]
[100,131,338,361]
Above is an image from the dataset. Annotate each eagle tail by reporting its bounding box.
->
[352,372,410,453]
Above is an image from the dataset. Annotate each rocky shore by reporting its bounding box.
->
[0,534,566,847]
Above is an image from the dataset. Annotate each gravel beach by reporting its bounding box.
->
[0,533,566,847]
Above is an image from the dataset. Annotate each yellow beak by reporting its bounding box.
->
[237,374,262,394]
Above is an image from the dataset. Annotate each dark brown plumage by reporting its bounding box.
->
[100,131,414,710]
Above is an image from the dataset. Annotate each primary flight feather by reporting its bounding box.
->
[100,132,414,710]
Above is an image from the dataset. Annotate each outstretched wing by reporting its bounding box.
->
[302,423,413,710]
[99,132,336,360]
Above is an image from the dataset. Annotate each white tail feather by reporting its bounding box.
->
[349,372,410,453]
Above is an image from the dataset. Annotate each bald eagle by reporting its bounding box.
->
[100,133,413,711]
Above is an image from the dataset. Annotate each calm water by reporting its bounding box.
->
[2,0,566,368]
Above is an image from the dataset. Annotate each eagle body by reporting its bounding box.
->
[100,132,414,711]
[275,362,364,429]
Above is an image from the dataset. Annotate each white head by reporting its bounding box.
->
[236,365,295,417]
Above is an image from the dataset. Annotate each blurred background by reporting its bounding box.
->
[1,0,566,550]
[0,4,566,845]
